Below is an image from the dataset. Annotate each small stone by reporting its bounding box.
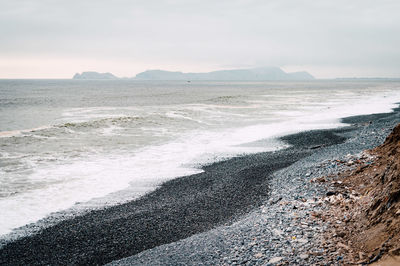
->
[336,242,350,249]
[326,191,336,196]
[269,257,283,264]
[254,252,263,258]
[299,254,309,259]
[273,229,283,236]
[389,247,400,256]
[336,231,345,238]
[297,238,308,244]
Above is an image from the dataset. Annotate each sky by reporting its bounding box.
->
[0,0,399,79]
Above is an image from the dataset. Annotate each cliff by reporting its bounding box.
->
[322,123,400,264]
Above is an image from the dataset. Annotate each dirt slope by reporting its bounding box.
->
[322,123,400,265]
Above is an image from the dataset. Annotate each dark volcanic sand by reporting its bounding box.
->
[0,126,350,265]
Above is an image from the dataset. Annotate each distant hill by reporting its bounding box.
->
[134,67,314,80]
[73,72,118,80]
[72,67,315,80]
[286,71,315,80]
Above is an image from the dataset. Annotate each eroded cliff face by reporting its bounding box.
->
[367,123,400,228]
[322,123,400,264]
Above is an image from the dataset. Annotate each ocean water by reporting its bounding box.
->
[1,79,400,237]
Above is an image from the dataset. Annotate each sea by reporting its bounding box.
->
[1,79,400,238]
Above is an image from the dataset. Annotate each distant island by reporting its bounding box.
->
[73,71,118,80]
[73,67,314,80]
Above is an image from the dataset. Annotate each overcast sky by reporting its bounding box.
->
[1,0,399,78]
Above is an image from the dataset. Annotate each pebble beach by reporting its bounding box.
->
[1,105,399,265]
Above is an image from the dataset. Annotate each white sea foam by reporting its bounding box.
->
[0,126,52,138]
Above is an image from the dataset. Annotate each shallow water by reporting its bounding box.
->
[1,79,399,236]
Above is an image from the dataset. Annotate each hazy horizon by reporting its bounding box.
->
[2,67,400,80]
[1,0,399,79]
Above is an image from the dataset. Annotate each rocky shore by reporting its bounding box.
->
[1,105,399,265]
[110,106,400,265]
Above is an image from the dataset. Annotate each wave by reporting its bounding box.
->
[204,95,244,103]
[0,113,205,139]
[57,116,143,128]
[0,126,52,138]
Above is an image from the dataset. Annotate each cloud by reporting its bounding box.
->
[0,0,399,78]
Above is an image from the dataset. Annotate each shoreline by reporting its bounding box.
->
[1,106,400,265]
[110,106,399,265]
